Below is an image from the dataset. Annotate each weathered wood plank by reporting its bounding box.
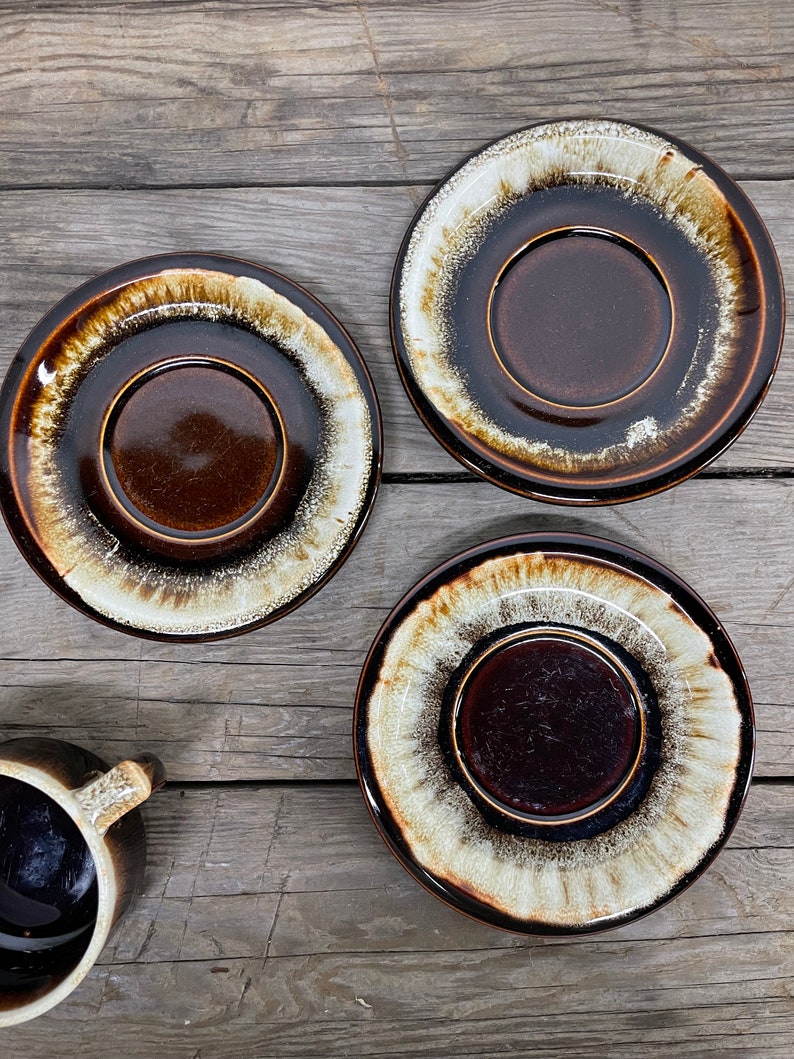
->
[0,182,790,473]
[8,1005,794,1059]
[0,624,791,780]
[0,0,791,188]
[0,662,358,781]
[0,0,391,187]
[365,0,794,180]
[3,783,792,1057]
[115,784,794,948]
[1,2,789,1055]
[1,478,791,778]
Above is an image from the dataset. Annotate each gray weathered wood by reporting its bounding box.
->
[2,783,792,1057]
[1,478,791,779]
[0,0,791,188]
[0,182,790,473]
[1,1,791,1053]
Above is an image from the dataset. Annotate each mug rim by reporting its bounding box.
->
[0,758,118,1026]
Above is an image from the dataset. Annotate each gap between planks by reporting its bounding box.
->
[0,174,791,192]
[163,776,793,790]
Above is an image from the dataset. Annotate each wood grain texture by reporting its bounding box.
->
[1,1,792,1053]
[1,478,791,778]
[0,0,791,188]
[0,181,790,474]
[2,783,792,1057]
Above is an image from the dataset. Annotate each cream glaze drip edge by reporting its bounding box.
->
[399,119,743,474]
[24,269,374,635]
[365,550,743,927]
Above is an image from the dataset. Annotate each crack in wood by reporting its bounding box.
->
[91,927,794,969]
[355,0,421,207]
[578,0,784,81]
[761,573,794,623]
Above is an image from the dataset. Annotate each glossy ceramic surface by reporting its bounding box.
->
[391,119,784,503]
[0,254,382,639]
[0,738,164,1025]
[0,776,98,993]
[355,533,754,934]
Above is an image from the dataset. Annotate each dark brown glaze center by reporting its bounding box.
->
[454,631,642,818]
[105,361,283,534]
[489,229,672,407]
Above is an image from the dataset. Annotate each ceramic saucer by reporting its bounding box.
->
[355,533,754,934]
[0,253,382,640]
[391,119,784,503]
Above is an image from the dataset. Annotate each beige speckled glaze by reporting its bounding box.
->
[1,258,381,639]
[393,119,784,502]
[358,536,753,932]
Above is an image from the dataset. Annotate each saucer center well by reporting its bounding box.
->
[489,228,672,408]
[454,629,643,819]
[104,360,284,536]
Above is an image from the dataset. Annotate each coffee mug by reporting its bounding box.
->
[0,737,165,1025]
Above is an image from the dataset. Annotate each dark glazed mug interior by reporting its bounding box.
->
[0,738,148,1017]
[0,775,99,1000]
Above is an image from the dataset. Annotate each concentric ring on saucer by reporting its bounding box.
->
[0,255,382,640]
[355,533,754,933]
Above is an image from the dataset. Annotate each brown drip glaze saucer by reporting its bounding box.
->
[391,119,784,504]
[355,533,754,934]
[0,253,382,640]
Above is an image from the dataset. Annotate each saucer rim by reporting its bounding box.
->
[354,531,755,935]
[390,118,785,506]
[0,252,383,641]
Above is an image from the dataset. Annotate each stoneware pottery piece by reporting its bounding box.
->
[0,253,382,639]
[391,119,784,503]
[0,737,165,1025]
[355,533,754,933]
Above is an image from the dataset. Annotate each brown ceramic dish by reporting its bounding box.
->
[391,119,784,503]
[0,253,382,640]
[355,533,754,934]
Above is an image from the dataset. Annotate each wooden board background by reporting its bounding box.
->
[0,1,792,1055]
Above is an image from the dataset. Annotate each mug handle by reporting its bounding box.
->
[73,754,166,835]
